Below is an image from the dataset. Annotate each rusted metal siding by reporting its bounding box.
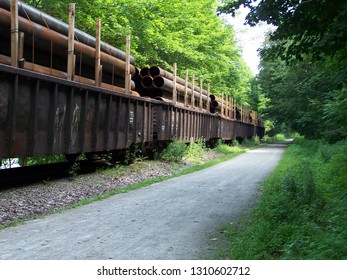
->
[152,103,221,143]
[0,63,265,161]
[220,117,235,140]
[233,121,255,139]
[0,64,153,159]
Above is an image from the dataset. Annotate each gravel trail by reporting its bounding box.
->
[0,142,289,259]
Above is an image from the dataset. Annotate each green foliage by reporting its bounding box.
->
[123,144,143,165]
[184,138,206,163]
[218,0,347,61]
[24,0,255,105]
[231,138,240,147]
[214,142,243,155]
[255,45,347,142]
[218,0,347,142]
[322,86,347,141]
[251,135,260,145]
[18,155,65,166]
[68,162,80,177]
[225,139,347,259]
[160,139,187,163]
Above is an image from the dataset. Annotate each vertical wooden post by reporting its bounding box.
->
[221,92,224,116]
[172,63,177,104]
[230,98,233,119]
[231,98,233,119]
[67,3,75,80]
[226,95,229,118]
[95,18,101,86]
[18,32,24,67]
[184,70,188,107]
[241,105,243,122]
[125,34,131,94]
[207,83,210,112]
[11,0,19,67]
[234,99,236,120]
[199,80,203,110]
[191,75,195,107]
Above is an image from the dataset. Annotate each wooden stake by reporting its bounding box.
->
[125,34,131,94]
[221,92,224,116]
[95,18,101,86]
[241,105,243,122]
[207,83,210,112]
[184,70,188,107]
[199,80,203,110]
[11,0,18,67]
[191,75,195,107]
[234,99,237,119]
[67,3,75,80]
[172,63,177,104]
[18,32,24,67]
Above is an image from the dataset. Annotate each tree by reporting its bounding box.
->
[218,0,347,141]
[218,0,347,61]
[24,0,254,104]
[257,44,347,141]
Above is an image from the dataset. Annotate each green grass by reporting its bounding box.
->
[222,138,347,260]
[262,133,287,143]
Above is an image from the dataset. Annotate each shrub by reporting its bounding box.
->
[251,135,261,145]
[184,138,206,163]
[231,138,240,147]
[215,143,243,155]
[160,139,186,162]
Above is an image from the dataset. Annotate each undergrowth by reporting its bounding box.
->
[223,138,347,259]
[184,138,206,163]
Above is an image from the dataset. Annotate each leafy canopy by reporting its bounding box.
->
[24,0,255,104]
[219,0,347,141]
[218,0,347,61]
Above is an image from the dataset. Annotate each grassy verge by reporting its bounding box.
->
[222,138,347,259]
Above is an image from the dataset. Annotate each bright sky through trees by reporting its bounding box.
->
[222,6,274,74]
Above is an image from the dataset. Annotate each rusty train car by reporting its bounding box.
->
[0,1,264,165]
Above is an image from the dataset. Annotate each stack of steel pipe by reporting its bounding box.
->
[0,0,136,91]
[134,66,209,108]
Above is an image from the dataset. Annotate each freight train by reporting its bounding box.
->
[0,1,264,165]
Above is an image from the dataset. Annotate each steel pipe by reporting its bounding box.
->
[0,0,135,64]
[141,75,154,88]
[0,8,136,77]
[140,67,150,77]
[153,76,208,103]
[149,66,208,96]
[0,54,135,91]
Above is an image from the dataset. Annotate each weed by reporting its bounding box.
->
[251,135,261,145]
[214,142,243,155]
[68,162,80,177]
[159,139,187,162]
[231,138,240,147]
[242,137,250,146]
[124,143,143,165]
[184,138,206,163]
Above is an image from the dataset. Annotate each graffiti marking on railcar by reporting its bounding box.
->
[0,85,7,107]
[54,106,66,145]
[129,110,134,129]
[71,104,80,146]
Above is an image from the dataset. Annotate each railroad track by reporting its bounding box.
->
[0,160,109,189]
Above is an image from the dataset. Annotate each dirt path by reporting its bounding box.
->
[0,142,289,259]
